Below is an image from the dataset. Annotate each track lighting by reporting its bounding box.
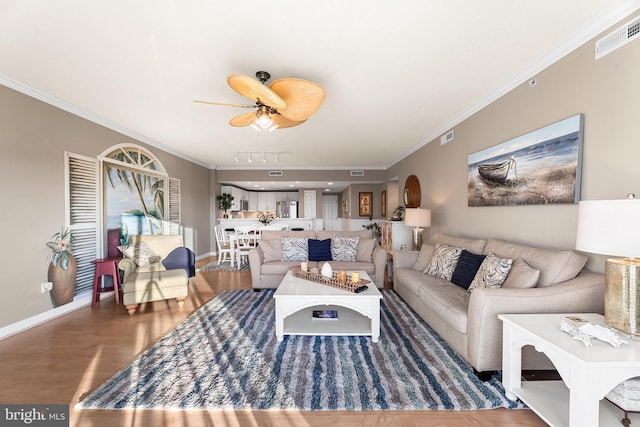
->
[230,152,281,163]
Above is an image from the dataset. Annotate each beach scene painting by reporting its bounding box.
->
[468,114,584,207]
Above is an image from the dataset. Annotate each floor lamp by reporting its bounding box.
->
[575,195,640,336]
[404,208,431,251]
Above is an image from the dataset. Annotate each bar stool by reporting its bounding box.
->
[91,258,121,308]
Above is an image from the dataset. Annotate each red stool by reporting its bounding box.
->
[91,258,121,308]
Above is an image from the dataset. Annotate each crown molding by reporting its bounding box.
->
[386,0,640,169]
[0,73,210,169]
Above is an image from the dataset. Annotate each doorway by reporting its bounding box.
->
[322,195,340,231]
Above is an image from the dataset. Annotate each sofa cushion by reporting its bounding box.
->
[502,258,540,289]
[451,250,486,290]
[308,238,332,261]
[118,241,161,266]
[416,279,470,334]
[431,233,486,255]
[356,238,377,262]
[331,236,360,262]
[395,268,440,296]
[261,261,305,275]
[258,239,282,262]
[483,238,588,287]
[317,230,371,240]
[282,237,308,261]
[468,253,513,291]
[424,243,463,280]
[412,243,435,271]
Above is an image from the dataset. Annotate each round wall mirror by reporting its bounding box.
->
[403,175,421,208]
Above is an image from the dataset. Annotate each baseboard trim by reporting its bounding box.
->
[0,290,93,341]
[197,251,215,261]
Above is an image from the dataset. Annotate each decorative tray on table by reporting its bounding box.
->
[290,267,370,293]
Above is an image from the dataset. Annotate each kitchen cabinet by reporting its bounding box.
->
[249,192,258,211]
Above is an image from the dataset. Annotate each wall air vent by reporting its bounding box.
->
[595,16,640,60]
[440,130,454,145]
[268,171,283,177]
[350,170,365,176]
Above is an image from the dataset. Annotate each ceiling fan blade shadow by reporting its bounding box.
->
[227,75,286,110]
[229,112,258,127]
[193,100,256,108]
[270,78,326,122]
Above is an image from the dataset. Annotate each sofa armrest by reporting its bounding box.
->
[118,258,138,283]
[248,247,264,288]
[393,250,419,272]
[371,246,387,288]
[467,270,604,371]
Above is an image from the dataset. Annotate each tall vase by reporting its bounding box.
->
[48,255,77,307]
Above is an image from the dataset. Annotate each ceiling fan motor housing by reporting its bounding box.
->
[255,71,271,84]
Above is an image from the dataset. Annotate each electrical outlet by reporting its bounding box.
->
[41,282,53,294]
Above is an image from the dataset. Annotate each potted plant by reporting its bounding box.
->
[362,216,382,242]
[392,205,405,221]
[45,226,77,307]
[217,193,234,218]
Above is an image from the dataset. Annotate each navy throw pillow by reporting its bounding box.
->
[308,238,332,261]
[450,250,486,289]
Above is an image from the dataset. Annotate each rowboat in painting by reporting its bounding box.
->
[478,156,516,184]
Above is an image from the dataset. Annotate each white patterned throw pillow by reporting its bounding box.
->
[118,241,161,266]
[468,252,513,291]
[424,243,463,280]
[331,236,360,262]
[281,237,309,261]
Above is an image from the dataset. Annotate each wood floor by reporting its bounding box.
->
[0,257,547,427]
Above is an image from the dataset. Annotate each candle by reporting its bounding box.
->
[351,272,360,283]
[301,262,308,272]
[338,271,347,283]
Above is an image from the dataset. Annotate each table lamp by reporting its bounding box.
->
[575,195,640,336]
[404,208,431,251]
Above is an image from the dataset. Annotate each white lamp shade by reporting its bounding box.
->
[404,208,431,227]
[576,198,640,258]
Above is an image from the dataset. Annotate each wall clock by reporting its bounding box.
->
[403,175,421,208]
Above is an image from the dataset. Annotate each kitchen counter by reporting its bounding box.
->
[218,217,314,230]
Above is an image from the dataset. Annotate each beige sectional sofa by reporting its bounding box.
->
[392,233,604,375]
[249,229,387,289]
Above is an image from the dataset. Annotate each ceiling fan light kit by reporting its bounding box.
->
[195,71,325,132]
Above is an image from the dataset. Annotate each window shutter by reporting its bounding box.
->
[166,177,181,235]
[65,152,99,296]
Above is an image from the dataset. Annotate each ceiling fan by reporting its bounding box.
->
[194,71,326,131]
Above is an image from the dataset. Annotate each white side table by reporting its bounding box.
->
[500,313,640,427]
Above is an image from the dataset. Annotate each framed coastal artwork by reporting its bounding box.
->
[467,114,584,207]
[359,192,372,216]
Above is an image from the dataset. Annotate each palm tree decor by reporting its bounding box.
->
[45,227,77,307]
[106,150,165,236]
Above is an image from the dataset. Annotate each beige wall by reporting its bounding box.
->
[0,85,211,328]
[387,13,640,272]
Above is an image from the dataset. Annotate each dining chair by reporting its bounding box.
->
[234,226,258,269]
[214,225,232,265]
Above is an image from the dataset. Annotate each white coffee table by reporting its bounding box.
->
[273,270,383,342]
[500,313,640,427]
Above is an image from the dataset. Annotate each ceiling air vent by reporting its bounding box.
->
[268,171,283,177]
[595,16,640,59]
[350,170,365,177]
[440,130,454,145]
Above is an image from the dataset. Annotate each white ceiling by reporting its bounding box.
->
[1,1,638,172]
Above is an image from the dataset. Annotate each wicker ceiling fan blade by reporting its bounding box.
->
[193,100,255,108]
[229,112,257,127]
[271,114,306,129]
[227,74,286,110]
[270,78,326,121]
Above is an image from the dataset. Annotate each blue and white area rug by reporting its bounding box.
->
[76,290,524,411]
[198,261,249,272]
